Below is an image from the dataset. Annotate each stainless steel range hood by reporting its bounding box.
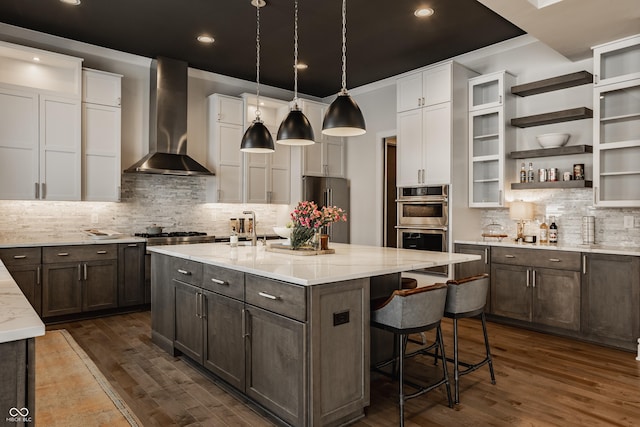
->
[125,57,214,176]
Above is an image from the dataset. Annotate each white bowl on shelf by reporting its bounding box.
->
[536,133,570,148]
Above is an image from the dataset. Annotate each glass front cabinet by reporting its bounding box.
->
[468,71,516,207]
[593,34,640,206]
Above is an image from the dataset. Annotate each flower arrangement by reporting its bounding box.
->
[289,201,347,249]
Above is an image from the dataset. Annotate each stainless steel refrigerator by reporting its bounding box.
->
[302,176,350,243]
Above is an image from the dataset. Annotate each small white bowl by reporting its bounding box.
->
[273,226,292,239]
[536,133,570,148]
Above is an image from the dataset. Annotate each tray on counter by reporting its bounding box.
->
[266,243,335,256]
[83,229,122,240]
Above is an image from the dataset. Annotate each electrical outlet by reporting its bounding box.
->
[623,216,634,228]
[91,213,99,224]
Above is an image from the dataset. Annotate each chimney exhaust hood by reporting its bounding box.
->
[125,57,214,176]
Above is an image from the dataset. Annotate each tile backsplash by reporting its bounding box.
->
[482,188,640,247]
[0,174,291,240]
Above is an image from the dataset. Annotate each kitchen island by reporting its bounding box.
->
[148,242,478,427]
[1,260,45,426]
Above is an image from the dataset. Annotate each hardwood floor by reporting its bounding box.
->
[49,311,640,426]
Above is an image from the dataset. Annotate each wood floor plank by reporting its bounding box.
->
[48,311,639,426]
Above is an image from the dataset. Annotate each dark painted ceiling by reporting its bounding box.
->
[0,0,524,98]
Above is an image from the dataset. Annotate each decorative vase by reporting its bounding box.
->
[290,226,316,250]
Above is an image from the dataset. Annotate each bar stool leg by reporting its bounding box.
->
[398,333,406,427]
[436,326,453,408]
[481,313,496,385]
[452,318,460,404]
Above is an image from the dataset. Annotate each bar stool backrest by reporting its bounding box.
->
[372,283,448,330]
[444,273,489,315]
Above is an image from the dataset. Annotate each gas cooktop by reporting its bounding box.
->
[135,231,216,245]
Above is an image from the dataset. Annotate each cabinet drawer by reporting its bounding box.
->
[245,274,306,321]
[491,247,581,271]
[202,264,244,300]
[43,244,117,263]
[170,258,203,286]
[0,247,42,266]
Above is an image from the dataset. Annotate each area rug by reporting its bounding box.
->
[36,329,142,427]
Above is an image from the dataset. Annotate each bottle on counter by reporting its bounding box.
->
[230,226,238,247]
[539,218,549,244]
[549,217,558,244]
[527,162,535,183]
[520,163,526,183]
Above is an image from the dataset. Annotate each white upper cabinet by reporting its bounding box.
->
[243,94,291,204]
[468,71,516,208]
[396,63,452,113]
[592,34,640,207]
[82,68,122,201]
[300,99,345,178]
[207,94,244,203]
[593,34,640,87]
[0,41,82,200]
[396,61,476,187]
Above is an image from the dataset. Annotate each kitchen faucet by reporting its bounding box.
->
[243,210,257,246]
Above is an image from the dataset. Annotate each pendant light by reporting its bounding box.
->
[322,0,366,137]
[241,0,275,153]
[276,0,315,146]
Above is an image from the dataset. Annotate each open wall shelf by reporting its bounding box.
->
[510,144,593,159]
[511,107,593,128]
[511,180,592,190]
[511,71,593,97]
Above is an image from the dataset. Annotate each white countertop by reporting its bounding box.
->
[0,261,45,344]
[0,234,146,248]
[455,239,640,257]
[148,242,480,286]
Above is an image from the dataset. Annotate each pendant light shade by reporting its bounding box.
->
[322,0,366,137]
[277,108,315,145]
[241,0,275,153]
[241,119,275,153]
[321,92,366,137]
[276,0,315,146]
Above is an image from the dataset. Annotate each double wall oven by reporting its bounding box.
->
[396,185,449,276]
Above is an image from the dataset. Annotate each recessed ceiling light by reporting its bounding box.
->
[197,35,215,44]
[32,57,40,62]
[294,63,308,70]
[414,8,434,18]
[60,0,81,5]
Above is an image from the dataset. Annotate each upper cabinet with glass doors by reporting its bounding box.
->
[592,34,640,207]
[468,71,516,207]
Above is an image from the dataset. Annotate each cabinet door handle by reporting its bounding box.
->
[258,291,278,300]
[210,278,227,285]
[583,255,587,275]
[532,269,536,288]
[242,308,250,339]
[484,248,488,264]
[526,269,530,288]
[499,190,503,205]
[13,255,27,259]
[97,250,107,254]
[58,252,69,257]
[37,266,41,286]
[41,183,46,199]
[549,258,561,262]
[177,269,191,275]
[505,254,515,258]
[195,293,200,318]
[84,263,88,280]
[78,264,82,281]
[594,187,598,205]
[35,182,39,199]
[127,244,138,247]
[200,293,206,319]
[594,74,599,84]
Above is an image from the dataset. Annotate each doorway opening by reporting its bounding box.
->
[383,136,397,247]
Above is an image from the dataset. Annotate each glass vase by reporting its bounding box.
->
[290,226,316,250]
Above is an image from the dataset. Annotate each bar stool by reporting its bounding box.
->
[441,273,496,404]
[371,283,453,426]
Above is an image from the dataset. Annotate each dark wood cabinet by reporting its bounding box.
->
[245,305,305,427]
[0,247,42,315]
[173,279,204,363]
[582,253,640,351]
[42,245,117,318]
[490,247,581,332]
[150,253,176,354]
[455,243,491,312]
[118,242,146,307]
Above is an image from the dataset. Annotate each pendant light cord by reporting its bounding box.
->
[293,0,299,106]
[340,0,347,93]
[255,2,262,121]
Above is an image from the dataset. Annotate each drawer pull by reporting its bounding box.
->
[177,269,191,275]
[549,258,561,262]
[211,278,227,285]
[258,291,278,300]
[13,255,27,259]
[97,250,108,254]
[58,252,69,256]
[504,254,515,258]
